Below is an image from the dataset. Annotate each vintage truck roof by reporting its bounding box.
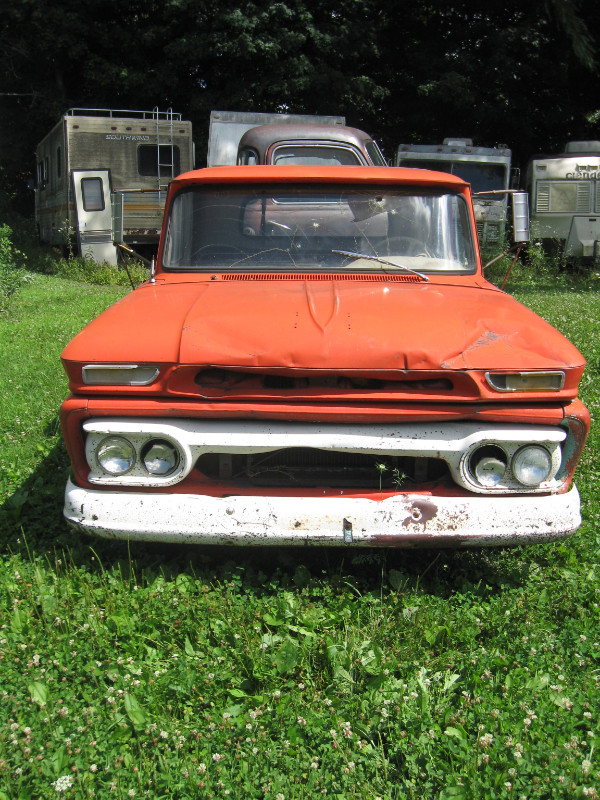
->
[237,123,373,146]
[170,165,470,191]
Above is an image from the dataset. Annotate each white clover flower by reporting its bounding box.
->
[582,759,592,775]
[212,753,222,762]
[198,763,207,774]
[52,775,74,793]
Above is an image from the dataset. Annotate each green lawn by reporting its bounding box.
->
[0,271,599,799]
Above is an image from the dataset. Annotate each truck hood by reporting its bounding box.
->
[62,278,584,374]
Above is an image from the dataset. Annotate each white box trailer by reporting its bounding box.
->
[526,141,600,260]
[35,108,194,265]
[395,138,513,247]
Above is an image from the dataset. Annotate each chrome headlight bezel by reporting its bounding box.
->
[461,437,563,492]
[85,425,188,486]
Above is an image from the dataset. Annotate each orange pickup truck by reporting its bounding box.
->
[60,165,589,547]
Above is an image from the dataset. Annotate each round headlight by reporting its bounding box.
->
[97,436,136,475]
[141,439,179,476]
[512,446,552,486]
[469,445,508,488]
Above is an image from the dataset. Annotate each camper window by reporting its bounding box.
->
[37,159,48,190]
[81,178,105,212]
[138,145,181,178]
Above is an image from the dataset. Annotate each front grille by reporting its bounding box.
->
[195,448,449,489]
[193,369,453,394]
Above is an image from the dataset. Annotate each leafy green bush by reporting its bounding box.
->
[0,223,29,311]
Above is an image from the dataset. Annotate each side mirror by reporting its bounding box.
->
[512,192,530,243]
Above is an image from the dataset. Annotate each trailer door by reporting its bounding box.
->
[72,170,117,265]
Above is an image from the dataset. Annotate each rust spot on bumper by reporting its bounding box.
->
[401,499,438,529]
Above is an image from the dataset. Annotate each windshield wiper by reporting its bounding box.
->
[331,250,429,281]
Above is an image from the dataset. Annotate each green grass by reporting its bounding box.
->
[0,260,599,799]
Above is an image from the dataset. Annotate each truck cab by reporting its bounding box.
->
[236,124,387,167]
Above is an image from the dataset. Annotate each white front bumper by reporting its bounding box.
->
[64,479,581,547]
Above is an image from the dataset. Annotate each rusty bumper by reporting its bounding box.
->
[64,479,581,547]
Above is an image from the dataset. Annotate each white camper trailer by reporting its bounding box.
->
[526,141,600,260]
[35,108,194,265]
[395,139,513,247]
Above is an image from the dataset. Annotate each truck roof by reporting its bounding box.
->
[238,123,376,150]
[171,164,469,191]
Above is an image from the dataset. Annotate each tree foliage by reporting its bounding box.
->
[1,0,599,207]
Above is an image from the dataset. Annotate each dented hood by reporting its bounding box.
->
[62,278,585,373]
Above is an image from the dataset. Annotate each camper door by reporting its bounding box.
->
[72,170,118,265]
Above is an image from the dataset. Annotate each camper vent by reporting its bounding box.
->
[576,182,592,212]
[536,183,550,213]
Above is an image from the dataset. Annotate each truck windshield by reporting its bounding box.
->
[162,184,477,274]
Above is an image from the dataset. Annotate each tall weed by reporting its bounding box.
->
[0,223,29,311]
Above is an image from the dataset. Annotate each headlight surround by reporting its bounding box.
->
[512,445,553,486]
[96,436,136,475]
[141,439,180,476]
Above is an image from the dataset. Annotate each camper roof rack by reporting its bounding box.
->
[66,108,183,121]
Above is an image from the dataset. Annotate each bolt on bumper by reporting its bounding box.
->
[64,479,581,547]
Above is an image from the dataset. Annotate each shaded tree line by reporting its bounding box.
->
[1,0,599,210]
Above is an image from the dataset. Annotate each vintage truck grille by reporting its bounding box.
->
[195,448,449,489]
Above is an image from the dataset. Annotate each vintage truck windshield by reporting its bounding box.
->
[162,184,477,273]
